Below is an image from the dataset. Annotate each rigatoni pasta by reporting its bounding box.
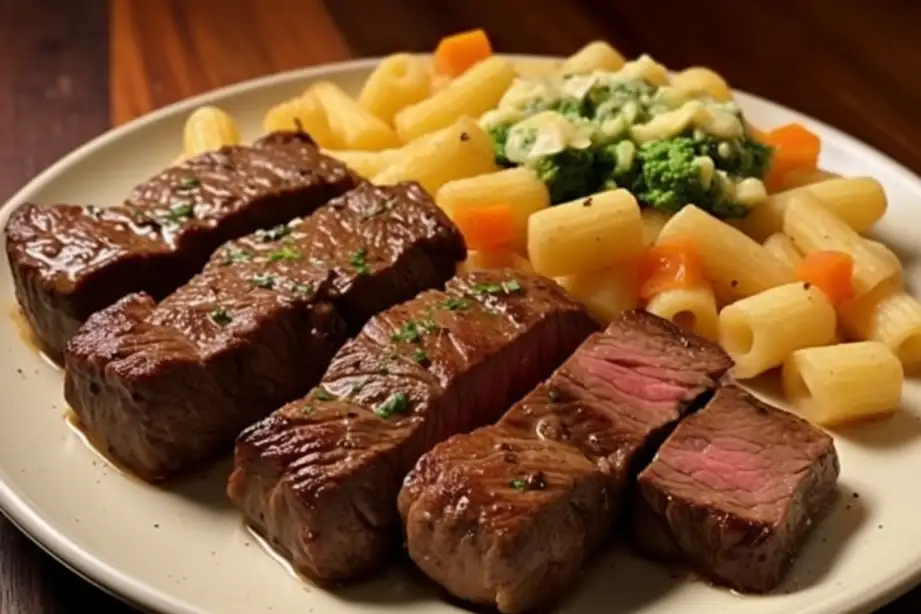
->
[641,208,671,247]
[394,56,516,141]
[558,41,626,75]
[372,117,497,195]
[309,81,400,150]
[436,167,550,252]
[358,53,431,124]
[762,233,803,269]
[839,286,921,370]
[718,282,837,379]
[655,205,795,303]
[321,148,401,179]
[263,93,337,147]
[645,284,719,341]
[737,177,887,241]
[783,342,903,426]
[183,106,241,157]
[783,191,899,296]
[773,168,839,191]
[528,189,643,277]
[555,267,638,321]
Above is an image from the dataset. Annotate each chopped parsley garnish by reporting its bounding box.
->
[178,177,201,190]
[301,404,315,415]
[161,202,194,224]
[350,248,371,275]
[412,348,429,365]
[210,307,232,325]
[250,274,276,289]
[510,478,528,492]
[314,388,336,401]
[261,224,292,242]
[223,249,252,265]
[392,321,421,343]
[548,387,562,402]
[472,282,503,295]
[419,318,440,334]
[375,392,410,418]
[510,472,547,492]
[442,297,469,311]
[269,246,300,261]
[85,205,103,219]
[472,279,524,296]
[350,379,366,394]
[378,366,390,375]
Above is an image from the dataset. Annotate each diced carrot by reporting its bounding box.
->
[762,123,822,192]
[434,29,493,77]
[451,203,515,251]
[795,250,855,305]
[636,240,704,300]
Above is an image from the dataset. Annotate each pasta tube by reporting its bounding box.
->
[737,177,887,241]
[436,167,550,253]
[263,93,337,147]
[359,53,431,124]
[783,342,903,426]
[783,192,899,296]
[555,266,638,321]
[719,282,837,379]
[655,205,795,303]
[762,233,803,269]
[645,284,719,341]
[528,189,643,277]
[839,285,921,370]
[183,106,241,157]
[372,117,497,195]
[308,81,400,150]
[394,56,516,141]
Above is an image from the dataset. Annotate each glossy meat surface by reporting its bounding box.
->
[228,270,598,584]
[5,131,358,360]
[65,182,464,481]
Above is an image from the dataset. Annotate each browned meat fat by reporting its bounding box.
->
[5,131,359,361]
[65,182,464,482]
[228,270,598,584]
[398,311,733,613]
[634,385,840,593]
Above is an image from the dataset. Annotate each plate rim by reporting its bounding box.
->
[1,54,920,614]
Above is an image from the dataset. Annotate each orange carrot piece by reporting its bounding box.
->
[762,123,822,191]
[637,240,704,300]
[434,29,493,77]
[451,203,515,251]
[795,250,855,305]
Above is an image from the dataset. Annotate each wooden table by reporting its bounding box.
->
[1,0,920,611]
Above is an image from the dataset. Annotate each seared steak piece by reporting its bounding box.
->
[635,385,840,593]
[5,131,359,362]
[228,270,597,584]
[65,182,463,482]
[399,311,733,613]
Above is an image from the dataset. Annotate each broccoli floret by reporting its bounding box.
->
[533,148,599,204]
[595,140,642,193]
[630,137,749,219]
[692,133,773,178]
[487,124,513,167]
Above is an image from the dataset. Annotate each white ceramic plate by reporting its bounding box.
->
[2,56,921,614]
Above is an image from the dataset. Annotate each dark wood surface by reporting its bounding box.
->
[1,0,920,611]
